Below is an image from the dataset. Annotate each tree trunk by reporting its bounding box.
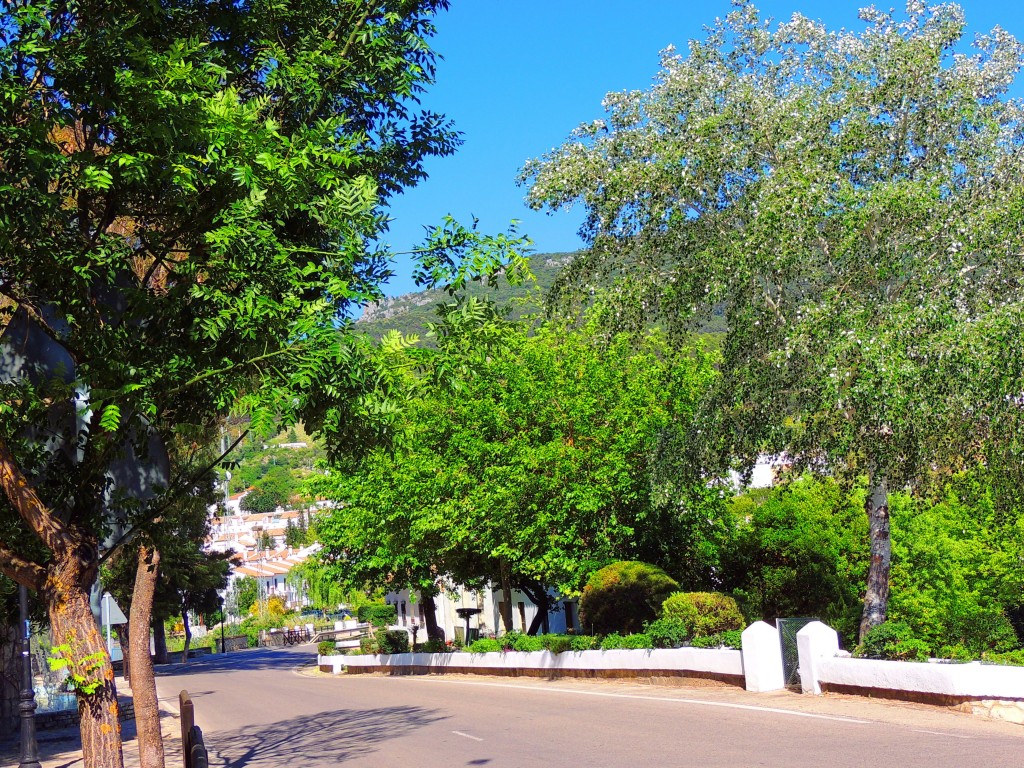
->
[181,610,191,664]
[859,476,891,643]
[114,624,129,684]
[129,545,164,768]
[151,616,168,665]
[0,441,122,768]
[521,584,550,636]
[421,591,443,642]
[47,545,124,768]
[499,559,514,634]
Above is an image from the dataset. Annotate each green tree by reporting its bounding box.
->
[241,466,296,514]
[230,576,260,618]
[313,318,722,633]
[887,473,1024,656]
[719,478,869,644]
[522,1,1024,640]
[0,2,528,765]
[284,519,306,548]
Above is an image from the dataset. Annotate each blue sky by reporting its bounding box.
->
[379,1,1024,296]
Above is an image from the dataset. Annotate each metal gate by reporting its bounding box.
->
[777,617,816,691]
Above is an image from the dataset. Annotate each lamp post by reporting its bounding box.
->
[18,584,41,768]
[219,596,226,654]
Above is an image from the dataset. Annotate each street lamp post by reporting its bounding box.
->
[219,596,226,654]
[18,584,41,768]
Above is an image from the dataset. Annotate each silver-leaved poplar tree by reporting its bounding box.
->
[521,0,1024,640]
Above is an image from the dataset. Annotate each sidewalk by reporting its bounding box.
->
[0,677,182,768]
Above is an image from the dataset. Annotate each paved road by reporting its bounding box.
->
[155,645,1024,768]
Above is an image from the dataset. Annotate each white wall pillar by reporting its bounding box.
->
[741,621,785,692]
[796,621,840,695]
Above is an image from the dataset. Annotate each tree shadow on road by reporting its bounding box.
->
[207,705,446,767]
[154,645,317,677]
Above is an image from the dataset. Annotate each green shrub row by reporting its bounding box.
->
[855,622,931,662]
[855,621,1016,664]
[458,630,743,654]
[357,604,398,627]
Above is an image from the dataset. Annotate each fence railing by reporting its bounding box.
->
[179,690,209,768]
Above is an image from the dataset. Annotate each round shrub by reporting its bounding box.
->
[661,592,746,638]
[317,640,337,656]
[376,629,410,655]
[579,561,680,635]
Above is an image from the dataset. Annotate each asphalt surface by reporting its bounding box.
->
[151,644,1024,768]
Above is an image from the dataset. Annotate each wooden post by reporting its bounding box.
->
[178,691,194,768]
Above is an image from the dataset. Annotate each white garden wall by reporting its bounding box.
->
[320,647,744,681]
[817,656,1024,700]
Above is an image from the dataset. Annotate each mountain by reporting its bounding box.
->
[354,250,727,341]
[354,252,575,341]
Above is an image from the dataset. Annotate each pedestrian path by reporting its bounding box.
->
[0,677,181,768]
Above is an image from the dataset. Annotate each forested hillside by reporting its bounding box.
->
[355,250,727,340]
[355,252,574,340]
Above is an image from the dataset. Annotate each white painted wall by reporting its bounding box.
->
[817,656,1024,699]
[332,647,743,677]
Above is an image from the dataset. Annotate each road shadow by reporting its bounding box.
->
[154,645,316,677]
[206,705,446,767]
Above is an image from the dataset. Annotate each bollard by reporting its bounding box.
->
[189,726,209,768]
[178,691,194,768]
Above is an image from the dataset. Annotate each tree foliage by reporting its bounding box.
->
[521,1,1024,638]
[0,2,529,765]
[719,478,868,643]
[720,473,1024,652]
[310,318,722,605]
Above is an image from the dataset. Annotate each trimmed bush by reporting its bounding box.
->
[542,635,573,654]
[416,639,451,654]
[599,632,652,650]
[570,635,600,652]
[467,638,502,653]
[645,617,690,649]
[855,621,931,662]
[317,640,336,656]
[357,604,398,627]
[579,561,680,635]
[661,592,746,638]
[359,635,380,655]
[982,649,1024,666]
[376,629,410,655]
[508,633,544,652]
[689,630,743,649]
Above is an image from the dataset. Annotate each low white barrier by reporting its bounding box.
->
[818,656,1024,700]
[319,647,744,681]
[796,620,1024,724]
